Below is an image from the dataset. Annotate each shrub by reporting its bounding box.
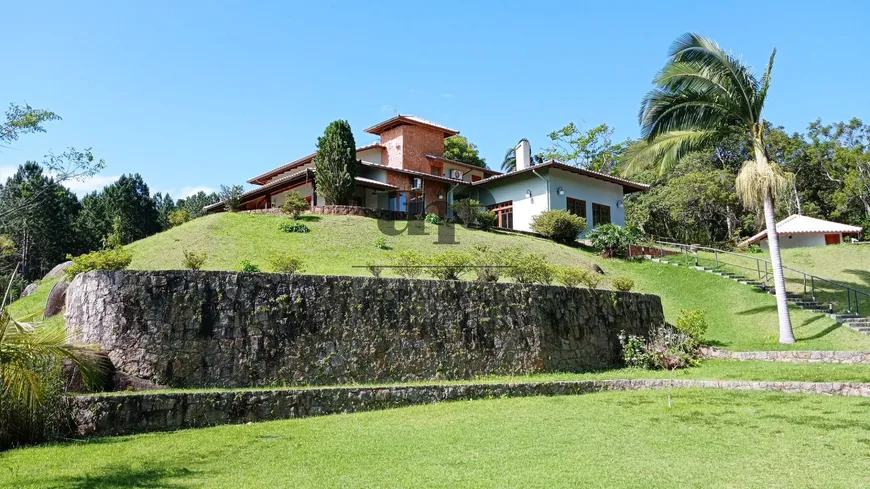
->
[238,260,260,272]
[65,248,133,279]
[425,213,441,225]
[182,249,207,270]
[391,249,425,279]
[374,236,389,250]
[747,244,763,253]
[472,244,503,282]
[428,250,472,280]
[503,249,554,284]
[450,198,481,225]
[366,261,384,278]
[587,223,641,258]
[579,269,602,289]
[280,191,310,218]
[530,209,586,243]
[556,266,587,287]
[168,208,192,227]
[278,219,310,233]
[477,210,498,231]
[268,253,305,274]
[220,184,244,212]
[675,309,708,342]
[618,325,700,370]
[610,276,635,292]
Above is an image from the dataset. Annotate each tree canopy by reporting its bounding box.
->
[443,135,487,168]
[314,120,356,205]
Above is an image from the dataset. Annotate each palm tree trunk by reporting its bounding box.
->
[755,146,795,344]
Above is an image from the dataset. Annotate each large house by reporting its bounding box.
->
[205,115,649,232]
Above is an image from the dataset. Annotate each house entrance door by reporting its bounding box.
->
[824,234,841,245]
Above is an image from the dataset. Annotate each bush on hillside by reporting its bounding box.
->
[374,236,389,250]
[675,309,708,342]
[618,325,700,370]
[531,209,586,243]
[610,276,635,292]
[268,253,305,274]
[238,260,260,272]
[472,244,503,282]
[278,219,310,233]
[428,250,472,280]
[587,223,641,258]
[64,248,133,279]
[556,266,587,287]
[425,213,441,225]
[280,191,310,218]
[168,209,192,227]
[391,249,425,279]
[182,249,207,270]
[477,210,498,231]
[451,199,481,225]
[503,248,555,284]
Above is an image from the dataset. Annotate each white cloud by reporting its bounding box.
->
[63,174,121,195]
[177,186,215,199]
[0,166,15,183]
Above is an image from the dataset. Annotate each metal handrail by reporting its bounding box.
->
[636,239,869,316]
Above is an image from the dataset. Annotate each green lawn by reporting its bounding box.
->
[10,212,870,352]
[4,388,870,488]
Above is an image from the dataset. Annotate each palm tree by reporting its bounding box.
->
[1,268,103,411]
[501,139,543,173]
[627,33,795,343]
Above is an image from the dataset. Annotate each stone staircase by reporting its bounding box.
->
[650,256,870,335]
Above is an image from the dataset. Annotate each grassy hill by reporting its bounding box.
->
[12,212,870,351]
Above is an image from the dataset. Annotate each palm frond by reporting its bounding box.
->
[667,33,761,122]
[640,88,735,140]
[623,130,717,176]
[756,49,777,122]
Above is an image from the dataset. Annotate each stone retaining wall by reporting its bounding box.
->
[703,348,870,364]
[65,271,663,388]
[68,378,870,437]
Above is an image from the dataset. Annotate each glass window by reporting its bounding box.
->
[592,203,611,226]
[567,198,586,219]
[486,201,513,229]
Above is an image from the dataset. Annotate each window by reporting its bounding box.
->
[592,203,611,226]
[486,201,513,229]
[388,191,425,214]
[471,175,482,182]
[430,163,442,176]
[566,197,586,219]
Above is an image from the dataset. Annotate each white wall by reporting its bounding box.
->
[357,148,382,165]
[760,233,833,249]
[475,170,549,232]
[547,169,626,230]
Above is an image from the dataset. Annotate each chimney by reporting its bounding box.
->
[516,139,531,171]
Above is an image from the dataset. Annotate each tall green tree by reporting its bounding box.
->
[443,135,487,168]
[153,192,176,231]
[628,33,795,344]
[543,122,629,173]
[177,190,220,218]
[77,174,160,249]
[806,118,870,226]
[0,163,84,280]
[313,120,356,205]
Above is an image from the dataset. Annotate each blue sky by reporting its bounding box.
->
[1,1,867,198]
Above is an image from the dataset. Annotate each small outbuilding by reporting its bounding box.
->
[742,214,863,249]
